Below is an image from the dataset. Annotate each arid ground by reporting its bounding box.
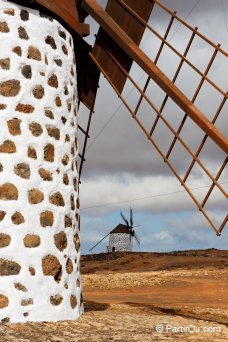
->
[0,249,227,341]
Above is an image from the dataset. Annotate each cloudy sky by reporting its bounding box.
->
[78,0,228,254]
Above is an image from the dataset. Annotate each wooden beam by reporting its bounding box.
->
[82,0,228,154]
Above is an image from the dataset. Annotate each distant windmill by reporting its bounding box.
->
[89,208,140,253]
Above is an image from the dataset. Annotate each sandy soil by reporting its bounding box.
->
[0,249,227,341]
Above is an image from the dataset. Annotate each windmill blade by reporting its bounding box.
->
[120,210,129,226]
[89,231,111,252]
[130,207,133,227]
[81,0,227,235]
[133,231,140,247]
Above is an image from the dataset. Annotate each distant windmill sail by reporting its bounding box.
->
[78,0,227,236]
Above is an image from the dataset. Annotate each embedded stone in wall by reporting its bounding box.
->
[63,174,69,185]
[46,126,60,140]
[0,259,21,276]
[45,35,56,49]
[29,122,43,136]
[62,155,69,166]
[14,163,30,179]
[0,183,18,200]
[28,189,44,204]
[0,295,9,309]
[0,58,10,69]
[18,26,29,40]
[0,21,9,33]
[29,267,35,276]
[38,168,52,181]
[28,46,41,61]
[4,8,15,16]
[0,79,20,97]
[54,231,67,251]
[42,255,61,278]
[21,298,33,306]
[7,118,21,136]
[23,234,40,248]
[0,234,11,248]
[32,85,44,99]
[50,294,63,306]
[74,234,80,253]
[12,46,22,56]
[0,211,6,221]
[66,258,73,274]
[65,215,72,228]
[49,192,65,206]
[0,104,7,110]
[70,295,77,309]
[48,74,58,88]
[54,58,62,67]
[27,146,37,159]
[71,194,75,210]
[44,143,55,162]
[55,96,62,107]
[20,9,29,21]
[21,65,32,79]
[0,140,16,153]
[44,109,54,119]
[40,211,54,227]
[14,283,28,292]
[16,103,34,113]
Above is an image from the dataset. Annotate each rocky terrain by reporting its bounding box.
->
[0,249,227,341]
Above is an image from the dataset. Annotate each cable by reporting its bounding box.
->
[86,73,146,152]
[80,182,227,210]
[84,0,202,152]
[167,0,201,42]
[221,0,228,31]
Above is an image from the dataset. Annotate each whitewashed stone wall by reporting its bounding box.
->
[107,233,132,252]
[0,0,82,323]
